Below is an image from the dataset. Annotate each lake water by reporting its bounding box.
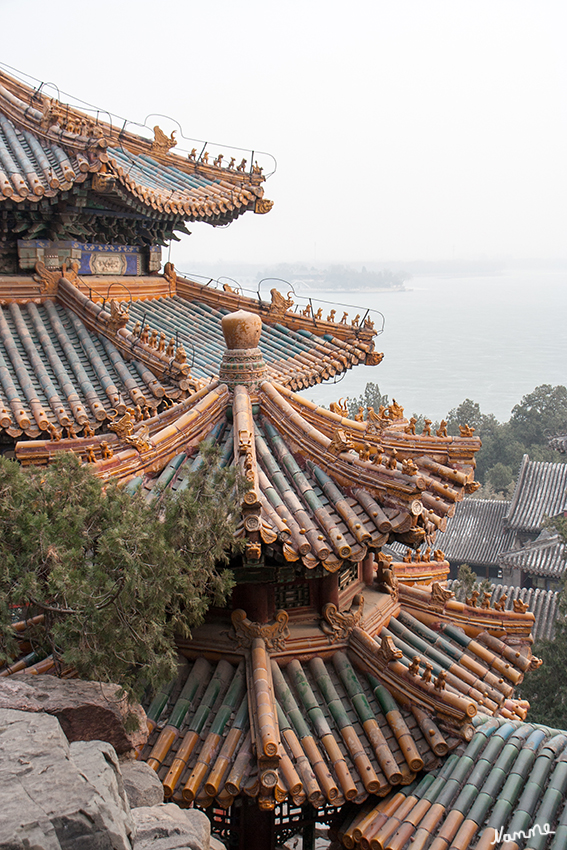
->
[294,268,567,423]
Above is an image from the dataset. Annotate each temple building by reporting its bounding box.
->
[428,457,567,591]
[1,67,566,850]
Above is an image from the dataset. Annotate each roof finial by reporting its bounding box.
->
[219,310,266,389]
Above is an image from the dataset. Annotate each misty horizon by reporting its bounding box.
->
[3,0,566,269]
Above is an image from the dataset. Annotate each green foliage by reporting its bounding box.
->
[487,462,514,493]
[510,384,567,448]
[446,399,486,435]
[518,517,567,726]
[453,564,477,600]
[519,624,567,728]
[0,451,240,699]
[452,564,492,601]
[347,382,389,419]
[446,385,567,490]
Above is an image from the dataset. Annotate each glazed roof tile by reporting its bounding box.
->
[505,455,567,533]
[133,598,536,811]
[381,609,527,718]
[340,715,567,850]
[447,580,561,642]
[432,498,515,569]
[137,647,448,811]
[0,68,270,225]
[0,299,173,437]
[124,295,365,389]
[106,147,264,223]
[2,573,540,813]
[499,532,567,579]
[398,580,536,650]
[0,112,95,201]
[120,377,484,567]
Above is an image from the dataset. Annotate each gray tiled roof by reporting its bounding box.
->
[432,498,515,569]
[499,532,566,579]
[505,454,567,532]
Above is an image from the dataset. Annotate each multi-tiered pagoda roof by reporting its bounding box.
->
[0,66,558,850]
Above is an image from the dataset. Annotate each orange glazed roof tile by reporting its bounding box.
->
[0,67,271,227]
[339,715,567,850]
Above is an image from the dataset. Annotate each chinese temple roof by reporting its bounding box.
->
[505,455,567,534]
[0,65,556,848]
[447,581,561,643]
[428,498,515,571]
[0,298,179,439]
[51,326,481,566]
[1,307,543,818]
[1,266,380,446]
[499,532,566,581]
[340,713,567,850]
[0,67,270,231]
[3,581,538,814]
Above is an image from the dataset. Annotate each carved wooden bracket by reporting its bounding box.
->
[230,609,289,651]
[321,593,364,643]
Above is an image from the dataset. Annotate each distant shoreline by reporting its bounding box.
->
[296,284,407,294]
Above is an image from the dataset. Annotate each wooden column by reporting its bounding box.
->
[319,572,339,610]
[231,583,269,623]
[362,552,376,586]
[238,799,274,850]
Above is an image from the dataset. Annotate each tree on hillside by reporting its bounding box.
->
[510,384,567,448]
[517,516,567,727]
[0,451,241,699]
[347,382,389,419]
[445,399,486,435]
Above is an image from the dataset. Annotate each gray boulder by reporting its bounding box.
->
[0,675,148,754]
[120,758,164,808]
[132,803,210,850]
[0,708,135,849]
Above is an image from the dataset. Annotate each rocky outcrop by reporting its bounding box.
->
[120,759,164,808]
[0,708,135,849]
[131,804,211,850]
[0,675,148,753]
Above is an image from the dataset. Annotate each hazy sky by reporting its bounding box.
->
[2,0,566,266]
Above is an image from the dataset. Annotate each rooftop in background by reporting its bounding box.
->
[433,499,515,573]
[500,531,566,581]
[505,455,567,534]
